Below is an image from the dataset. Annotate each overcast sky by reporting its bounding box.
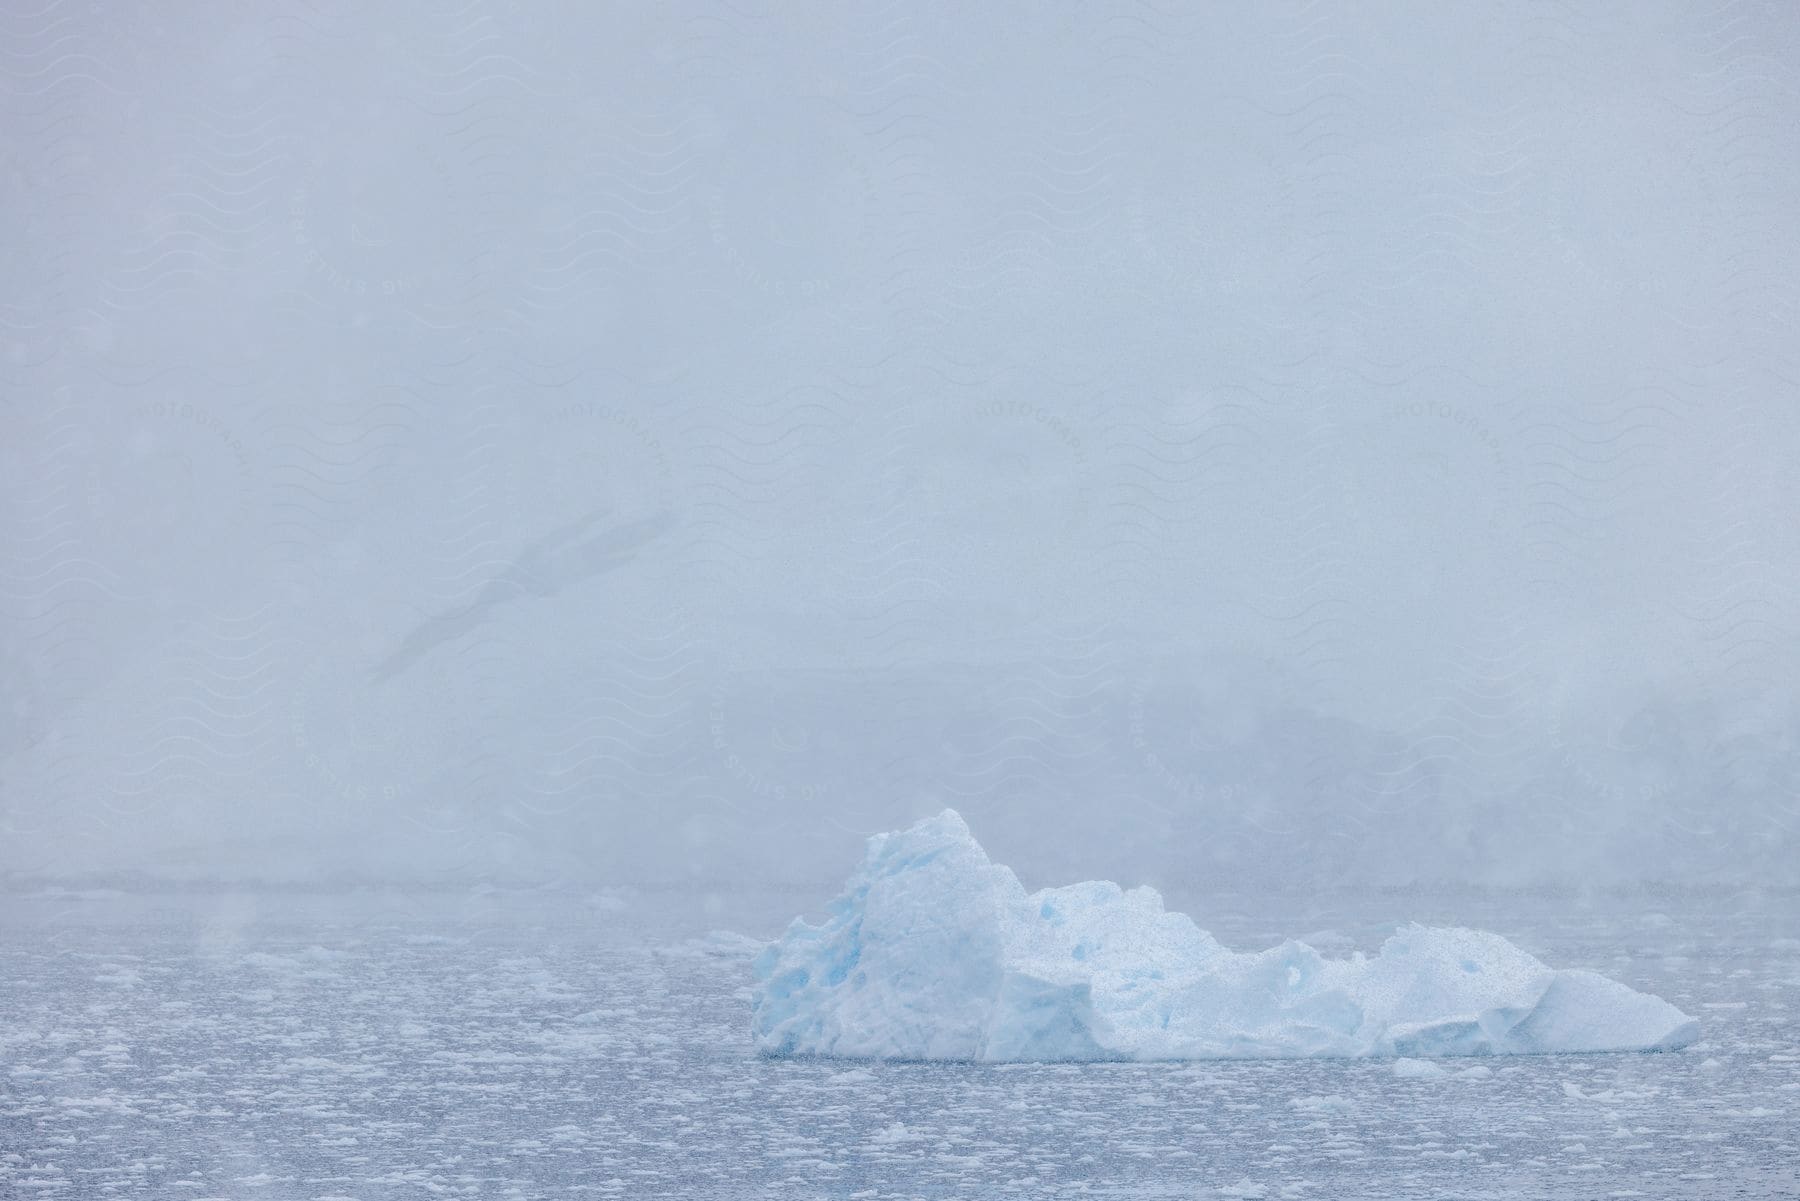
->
[3,2,1797,889]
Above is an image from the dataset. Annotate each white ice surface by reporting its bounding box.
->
[751,811,1701,1061]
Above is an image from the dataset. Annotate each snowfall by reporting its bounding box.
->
[753,810,1700,1061]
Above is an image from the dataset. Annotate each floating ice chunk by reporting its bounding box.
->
[1392,1057,1449,1079]
[867,1121,923,1146]
[751,810,1701,1061]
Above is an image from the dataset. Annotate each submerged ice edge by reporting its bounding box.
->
[750,810,1700,1062]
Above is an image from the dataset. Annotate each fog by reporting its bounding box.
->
[4,2,1796,890]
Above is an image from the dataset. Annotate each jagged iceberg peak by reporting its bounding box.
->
[751,809,1700,1062]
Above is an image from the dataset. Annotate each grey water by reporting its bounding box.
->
[4,887,1795,1200]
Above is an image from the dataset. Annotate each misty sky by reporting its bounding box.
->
[3,2,1797,889]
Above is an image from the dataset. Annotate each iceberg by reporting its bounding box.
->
[750,810,1700,1061]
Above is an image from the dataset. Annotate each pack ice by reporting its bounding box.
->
[751,811,1699,1061]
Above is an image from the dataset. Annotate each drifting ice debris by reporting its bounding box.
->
[750,810,1700,1061]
